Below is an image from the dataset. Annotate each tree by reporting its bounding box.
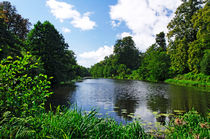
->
[141,44,170,81]
[188,2,210,73]
[200,50,210,75]
[156,32,166,51]
[27,21,77,84]
[0,19,22,60]
[135,32,170,81]
[114,36,140,70]
[167,0,204,74]
[0,1,31,40]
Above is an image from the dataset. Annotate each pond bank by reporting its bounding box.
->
[165,73,210,92]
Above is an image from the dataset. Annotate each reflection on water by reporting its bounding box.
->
[46,85,76,110]
[49,79,210,125]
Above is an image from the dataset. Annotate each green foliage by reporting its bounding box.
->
[0,53,52,117]
[0,108,151,139]
[90,54,119,78]
[27,21,77,84]
[165,72,210,91]
[0,1,31,40]
[129,32,170,82]
[167,0,203,41]
[114,36,140,70]
[200,50,210,75]
[188,2,210,73]
[166,110,210,138]
[90,32,170,82]
[0,19,22,60]
[167,0,204,74]
[155,32,166,51]
[75,65,90,77]
[141,44,170,82]
[168,37,189,74]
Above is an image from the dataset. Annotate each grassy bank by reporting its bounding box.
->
[165,73,210,92]
[1,108,209,138]
[0,108,151,139]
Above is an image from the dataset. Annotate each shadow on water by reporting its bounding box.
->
[46,84,76,111]
[46,79,210,126]
[168,85,210,115]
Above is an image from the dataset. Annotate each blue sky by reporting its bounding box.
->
[6,0,181,67]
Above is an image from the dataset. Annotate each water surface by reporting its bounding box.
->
[48,79,210,126]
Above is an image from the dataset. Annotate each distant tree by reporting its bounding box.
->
[76,65,90,77]
[114,36,140,70]
[141,44,170,81]
[167,0,203,74]
[0,1,31,40]
[27,21,76,84]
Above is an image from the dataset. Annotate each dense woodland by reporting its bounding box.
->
[90,0,210,83]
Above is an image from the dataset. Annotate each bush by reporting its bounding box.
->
[0,53,52,117]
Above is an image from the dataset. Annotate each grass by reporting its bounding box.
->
[0,107,152,139]
[1,107,209,138]
[165,72,210,92]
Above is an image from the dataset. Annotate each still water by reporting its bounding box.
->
[49,79,210,126]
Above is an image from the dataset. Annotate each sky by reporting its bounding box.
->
[6,0,182,67]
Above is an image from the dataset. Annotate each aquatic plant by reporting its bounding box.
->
[165,110,210,138]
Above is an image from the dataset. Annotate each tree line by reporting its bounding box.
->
[0,1,89,85]
[90,0,210,82]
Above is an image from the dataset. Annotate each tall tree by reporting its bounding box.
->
[140,42,170,81]
[0,19,22,59]
[114,36,140,70]
[188,2,210,73]
[167,0,203,74]
[27,21,76,84]
[155,32,166,51]
[0,1,31,40]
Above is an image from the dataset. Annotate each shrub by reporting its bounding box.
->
[0,53,53,117]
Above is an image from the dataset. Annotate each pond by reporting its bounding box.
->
[48,79,210,128]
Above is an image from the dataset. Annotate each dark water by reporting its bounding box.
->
[48,79,210,126]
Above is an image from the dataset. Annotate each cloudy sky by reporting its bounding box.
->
[8,0,181,67]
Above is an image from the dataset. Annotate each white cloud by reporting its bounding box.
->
[78,46,113,67]
[117,32,132,39]
[46,0,96,30]
[61,27,71,33]
[110,0,181,51]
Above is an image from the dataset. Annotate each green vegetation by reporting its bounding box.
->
[0,47,150,138]
[0,0,209,138]
[90,0,210,86]
[165,72,210,91]
[0,1,89,85]
[0,109,150,138]
[166,110,210,138]
[0,54,52,117]
[26,21,78,84]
